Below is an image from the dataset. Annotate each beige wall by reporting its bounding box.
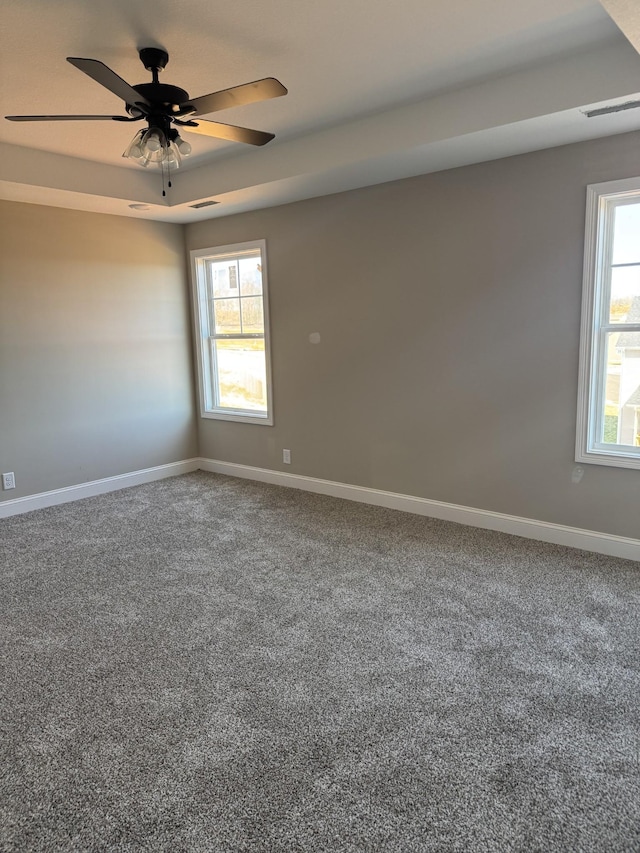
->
[0,201,197,500]
[2,134,638,538]
[186,131,640,539]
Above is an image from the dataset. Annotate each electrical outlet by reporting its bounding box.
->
[2,472,16,490]
[283,449,291,464]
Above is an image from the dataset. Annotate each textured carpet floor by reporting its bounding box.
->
[0,471,638,852]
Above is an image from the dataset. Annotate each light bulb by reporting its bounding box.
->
[176,137,192,156]
[122,130,147,161]
[144,130,163,153]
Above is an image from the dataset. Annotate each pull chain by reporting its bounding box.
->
[161,156,173,197]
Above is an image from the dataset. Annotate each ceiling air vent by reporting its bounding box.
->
[190,200,220,209]
[583,100,640,118]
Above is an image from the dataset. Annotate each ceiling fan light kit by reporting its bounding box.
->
[122,127,190,168]
[6,46,287,196]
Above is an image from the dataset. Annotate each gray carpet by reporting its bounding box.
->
[1,471,638,852]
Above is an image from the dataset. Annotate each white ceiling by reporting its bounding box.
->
[1,0,640,222]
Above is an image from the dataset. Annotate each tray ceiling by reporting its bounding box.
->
[1,0,639,222]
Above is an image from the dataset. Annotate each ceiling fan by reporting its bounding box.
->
[6,47,287,177]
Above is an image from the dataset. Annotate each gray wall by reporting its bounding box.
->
[0,201,197,500]
[186,131,640,539]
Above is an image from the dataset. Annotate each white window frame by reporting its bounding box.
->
[576,176,640,469]
[191,240,274,425]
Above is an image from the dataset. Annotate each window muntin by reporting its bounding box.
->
[577,178,640,468]
[191,241,273,424]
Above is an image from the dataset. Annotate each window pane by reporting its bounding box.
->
[609,266,640,323]
[612,202,640,265]
[241,296,264,333]
[210,261,240,298]
[213,298,241,334]
[214,338,267,412]
[601,331,640,447]
[239,256,263,296]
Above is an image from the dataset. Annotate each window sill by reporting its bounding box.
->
[576,447,640,471]
[201,409,273,426]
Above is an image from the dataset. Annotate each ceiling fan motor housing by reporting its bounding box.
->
[129,83,190,110]
[128,48,191,116]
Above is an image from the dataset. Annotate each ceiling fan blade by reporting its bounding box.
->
[185,78,287,117]
[182,119,275,146]
[6,114,127,121]
[67,57,150,107]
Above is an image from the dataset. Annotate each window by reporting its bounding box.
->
[577,177,640,469]
[191,240,273,425]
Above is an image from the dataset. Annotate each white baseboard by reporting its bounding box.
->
[198,458,640,562]
[2,455,637,561]
[0,459,201,519]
